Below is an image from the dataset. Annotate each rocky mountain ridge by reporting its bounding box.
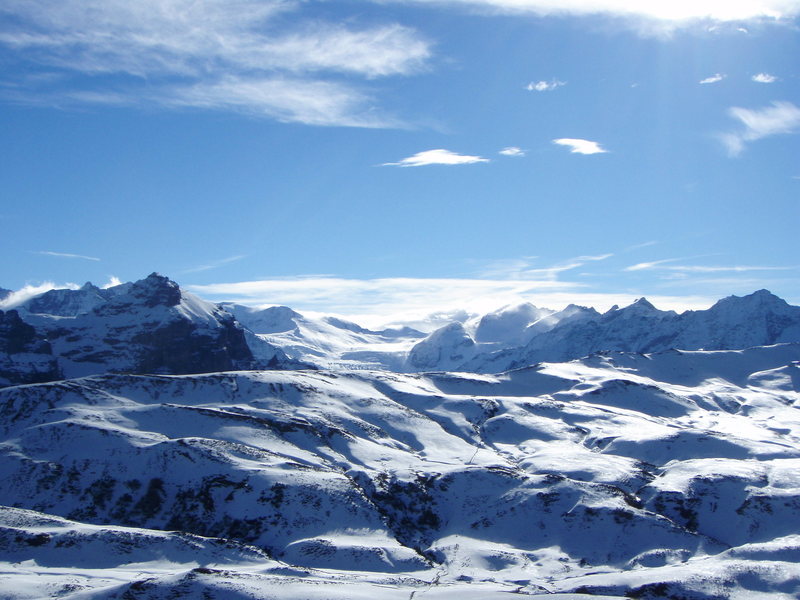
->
[0,273,300,386]
[3,275,800,387]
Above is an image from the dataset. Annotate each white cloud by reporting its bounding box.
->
[624,258,685,271]
[187,275,718,328]
[699,73,726,84]
[499,146,526,157]
[36,250,100,261]
[625,258,797,273]
[171,77,399,127]
[526,79,565,92]
[752,72,778,83]
[382,149,489,167]
[721,101,800,156]
[0,282,79,310]
[0,1,431,127]
[102,276,122,289]
[553,138,608,154]
[624,241,660,252]
[382,0,800,23]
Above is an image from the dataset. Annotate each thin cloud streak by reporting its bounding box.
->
[699,73,725,84]
[478,254,613,280]
[382,149,489,167]
[623,241,660,252]
[625,258,687,271]
[626,259,797,274]
[181,254,248,274]
[721,101,800,156]
[36,250,100,261]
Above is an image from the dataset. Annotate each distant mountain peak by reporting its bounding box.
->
[129,273,181,308]
[79,281,100,292]
[711,289,788,313]
[632,297,656,309]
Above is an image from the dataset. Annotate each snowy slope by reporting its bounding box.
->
[224,303,423,371]
[455,290,800,374]
[5,277,800,379]
[2,342,800,598]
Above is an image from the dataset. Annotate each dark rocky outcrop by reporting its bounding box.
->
[0,310,61,386]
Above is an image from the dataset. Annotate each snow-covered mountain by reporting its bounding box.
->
[223,303,424,371]
[473,301,555,345]
[412,290,800,373]
[3,274,800,598]
[2,343,799,598]
[0,309,60,387]
[1,274,297,383]
[4,276,800,382]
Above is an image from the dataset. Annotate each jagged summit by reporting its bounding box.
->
[3,277,800,381]
[127,272,182,308]
[1,273,299,383]
[630,296,656,309]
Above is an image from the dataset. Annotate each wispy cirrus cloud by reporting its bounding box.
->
[625,258,797,274]
[181,254,248,275]
[752,72,778,83]
[36,250,100,261]
[720,101,800,156]
[382,149,489,167]
[526,79,565,92]
[0,1,431,127]
[624,258,685,271]
[553,138,608,155]
[699,73,726,84]
[479,254,613,280]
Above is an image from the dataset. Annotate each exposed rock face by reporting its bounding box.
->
[26,282,108,317]
[0,310,60,386]
[0,274,297,386]
[44,273,265,378]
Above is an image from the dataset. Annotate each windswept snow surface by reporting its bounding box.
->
[223,303,424,371]
[2,343,800,598]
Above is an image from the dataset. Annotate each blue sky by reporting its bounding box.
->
[1,0,799,324]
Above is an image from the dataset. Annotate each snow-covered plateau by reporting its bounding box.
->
[1,274,800,599]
